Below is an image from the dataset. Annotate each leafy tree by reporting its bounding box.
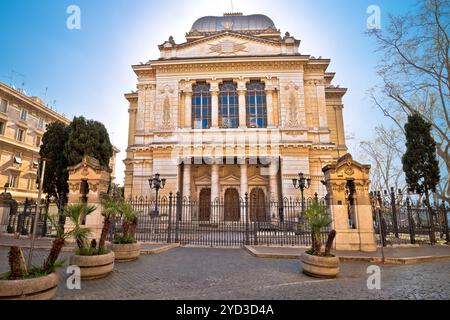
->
[402,113,441,197]
[39,121,70,210]
[64,116,113,167]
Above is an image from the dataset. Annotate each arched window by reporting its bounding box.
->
[192,82,211,129]
[219,81,239,128]
[246,81,267,128]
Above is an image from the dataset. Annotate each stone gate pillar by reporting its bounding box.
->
[0,193,13,233]
[322,154,377,252]
[65,156,112,240]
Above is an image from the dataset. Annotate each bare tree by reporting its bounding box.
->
[369,0,449,202]
[359,126,406,193]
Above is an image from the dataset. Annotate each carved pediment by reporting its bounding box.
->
[248,175,268,185]
[162,33,287,59]
[195,175,211,185]
[220,174,241,185]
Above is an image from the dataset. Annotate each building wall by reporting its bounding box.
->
[0,82,70,202]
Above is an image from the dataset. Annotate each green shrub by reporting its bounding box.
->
[76,247,110,256]
[113,235,136,245]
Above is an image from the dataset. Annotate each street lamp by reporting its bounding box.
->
[149,173,166,217]
[292,173,311,216]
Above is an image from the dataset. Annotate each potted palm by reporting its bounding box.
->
[0,215,71,300]
[300,200,339,278]
[110,202,140,262]
[67,203,115,280]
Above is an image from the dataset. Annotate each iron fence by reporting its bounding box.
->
[371,189,450,246]
[113,193,330,247]
[6,199,61,237]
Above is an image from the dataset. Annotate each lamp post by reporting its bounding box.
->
[149,173,166,217]
[292,173,311,217]
[28,158,47,269]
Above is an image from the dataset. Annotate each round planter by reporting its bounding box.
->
[70,251,115,280]
[301,253,340,279]
[110,242,141,262]
[0,272,59,300]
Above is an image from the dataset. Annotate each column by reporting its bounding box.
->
[211,164,220,221]
[240,163,248,222]
[127,106,137,146]
[184,91,192,129]
[211,89,219,129]
[334,105,346,148]
[269,160,279,221]
[238,89,247,129]
[266,88,275,128]
[269,161,279,201]
[183,163,192,200]
[316,81,328,129]
[182,162,192,221]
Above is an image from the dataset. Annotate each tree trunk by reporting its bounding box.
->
[130,218,138,240]
[8,246,23,279]
[325,230,337,256]
[313,230,322,255]
[43,237,65,273]
[99,217,111,250]
[123,221,130,239]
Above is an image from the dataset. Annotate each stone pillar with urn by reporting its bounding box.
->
[65,156,112,241]
[322,153,377,252]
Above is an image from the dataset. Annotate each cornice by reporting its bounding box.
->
[139,60,306,75]
[0,82,70,125]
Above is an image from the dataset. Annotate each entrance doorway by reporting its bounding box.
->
[199,188,211,221]
[224,188,240,222]
[250,188,267,222]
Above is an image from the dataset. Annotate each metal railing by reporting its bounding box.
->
[113,193,330,247]
[371,189,450,246]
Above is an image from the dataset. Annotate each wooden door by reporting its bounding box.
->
[199,188,211,221]
[250,188,267,222]
[224,188,240,222]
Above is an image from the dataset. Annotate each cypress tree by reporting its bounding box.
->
[402,113,440,243]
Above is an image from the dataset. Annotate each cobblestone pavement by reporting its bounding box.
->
[1,247,449,300]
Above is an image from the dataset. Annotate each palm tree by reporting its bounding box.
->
[64,203,96,249]
[98,197,120,250]
[304,200,334,256]
[42,215,72,273]
[120,203,139,240]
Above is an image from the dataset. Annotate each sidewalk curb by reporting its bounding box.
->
[0,243,76,252]
[140,243,180,255]
[0,242,181,255]
[244,246,450,265]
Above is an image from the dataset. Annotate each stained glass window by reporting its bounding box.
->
[246,81,267,128]
[219,81,239,128]
[192,82,211,129]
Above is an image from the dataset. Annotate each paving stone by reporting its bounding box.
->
[1,247,449,300]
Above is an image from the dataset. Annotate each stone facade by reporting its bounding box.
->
[124,13,348,220]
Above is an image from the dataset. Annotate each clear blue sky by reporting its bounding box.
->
[0,0,418,185]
